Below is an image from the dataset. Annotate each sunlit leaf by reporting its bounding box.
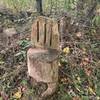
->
[76,32,82,38]
[77,76,81,82]
[13,91,22,99]
[0,61,5,65]
[63,47,70,54]
[58,62,61,66]
[88,87,95,95]
[96,96,100,100]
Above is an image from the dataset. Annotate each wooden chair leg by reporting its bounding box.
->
[41,82,57,98]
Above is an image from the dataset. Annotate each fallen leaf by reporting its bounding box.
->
[13,91,22,99]
[76,32,82,38]
[81,57,90,66]
[84,57,89,62]
[58,62,61,66]
[85,68,92,76]
[63,47,70,54]
[76,87,81,92]
[97,96,100,100]
[82,48,87,54]
[81,61,88,66]
[77,76,81,83]
[88,87,95,95]
[0,61,5,64]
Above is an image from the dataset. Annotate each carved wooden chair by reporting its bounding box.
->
[27,16,60,98]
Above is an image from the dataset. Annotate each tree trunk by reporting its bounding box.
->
[36,0,43,15]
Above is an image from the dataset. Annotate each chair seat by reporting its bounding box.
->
[27,48,59,82]
[28,48,60,63]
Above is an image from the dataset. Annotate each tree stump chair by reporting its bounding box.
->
[27,16,60,98]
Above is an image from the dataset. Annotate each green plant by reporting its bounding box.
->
[15,39,31,62]
[0,0,35,12]
[92,16,100,26]
[18,39,31,50]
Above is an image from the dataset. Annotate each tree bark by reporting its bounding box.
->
[36,0,43,15]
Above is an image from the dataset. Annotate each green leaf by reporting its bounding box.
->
[21,79,27,85]
[0,97,3,100]
[96,82,100,96]
[0,61,5,65]
[82,96,89,100]
[92,16,100,26]
[79,68,86,77]
[18,40,30,49]
[61,93,72,100]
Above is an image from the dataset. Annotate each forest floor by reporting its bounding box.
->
[0,8,100,100]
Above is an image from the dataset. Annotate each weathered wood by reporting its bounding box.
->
[38,17,45,47]
[27,16,60,99]
[30,49,59,63]
[31,19,38,47]
[45,19,52,48]
[27,48,58,83]
[51,21,59,49]
[31,16,59,50]
[0,27,17,47]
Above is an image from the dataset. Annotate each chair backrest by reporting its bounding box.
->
[31,16,59,50]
